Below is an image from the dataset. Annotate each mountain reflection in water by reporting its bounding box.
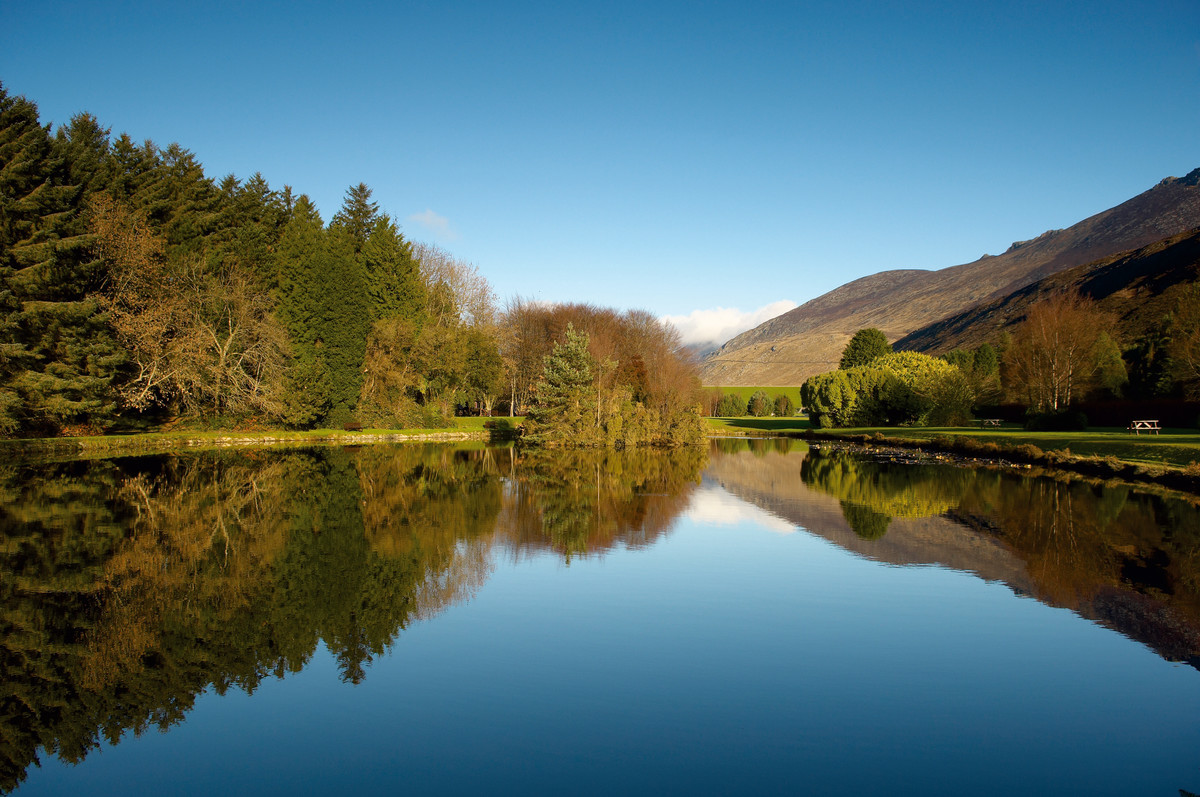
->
[1,439,1198,793]
[708,439,1200,669]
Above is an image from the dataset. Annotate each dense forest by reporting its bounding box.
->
[0,83,703,444]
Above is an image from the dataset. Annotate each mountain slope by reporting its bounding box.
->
[895,226,1200,354]
[701,168,1200,386]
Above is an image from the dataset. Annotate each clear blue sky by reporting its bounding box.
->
[3,0,1197,344]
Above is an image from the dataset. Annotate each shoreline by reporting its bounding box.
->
[5,424,1199,497]
[0,429,496,461]
[785,428,1200,498]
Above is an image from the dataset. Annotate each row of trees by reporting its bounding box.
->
[708,389,795,418]
[1,83,702,443]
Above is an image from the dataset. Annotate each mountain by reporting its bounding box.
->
[700,168,1200,386]
[896,225,1200,354]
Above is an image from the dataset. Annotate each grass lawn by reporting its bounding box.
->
[708,416,812,434]
[706,417,1200,469]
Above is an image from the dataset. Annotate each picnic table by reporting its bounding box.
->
[978,418,1002,428]
[1128,419,1160,435]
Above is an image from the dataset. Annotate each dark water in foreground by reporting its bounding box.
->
[2,439,1199,795]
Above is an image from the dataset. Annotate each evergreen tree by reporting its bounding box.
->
[839,328,891,370]
[319,229,370,422]
[523,325,598,446]
[329,182,378,254]
[362,215,424,321]
[277,196,335,426]
[211,172,290,291]
[972,343,998,378]
[277,196,370,425]
[0,86,122,433]
[716,393,744,416]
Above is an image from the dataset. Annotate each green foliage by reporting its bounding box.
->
[279,354,332,428]
[801,369,856,428]
[839,328,891,369]
[329,182,379,252]
[801,351,972,428]
[773,393,795,417]
[0,84,501,436]
[747,389,772,417]
[1092,332,1128,398]
[716,393,745,416]
[973,343,998,377]
[524,325,597,447]
[943,349,974,371]
[277,196,371,426]
[1125,321,1176,399]
[0,85,123,433]
[521,322,704,449]
[362,215,425,322]
[840,501,891,540]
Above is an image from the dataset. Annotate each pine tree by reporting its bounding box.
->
[523,325,598,446]
[318,229,370,422]
[0,86,122,433]
[329,182,378,253]
[277,196,370,426]
[362,215,425,321]
[277,196,334,426]
[839,328,891,370]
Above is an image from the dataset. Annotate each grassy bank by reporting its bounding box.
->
[707,417,1200,469]
[0,417,525,459]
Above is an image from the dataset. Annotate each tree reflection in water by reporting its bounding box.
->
[0,443,706,791]
[499,446,706,561]
[793,443,1200,666]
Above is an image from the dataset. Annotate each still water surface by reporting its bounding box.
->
[2,440,1199,795]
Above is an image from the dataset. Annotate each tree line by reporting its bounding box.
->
[0,83,703,442]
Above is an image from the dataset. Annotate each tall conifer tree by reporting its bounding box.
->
[0,86,122,433]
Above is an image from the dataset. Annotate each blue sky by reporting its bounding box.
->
[3,0,1197,344]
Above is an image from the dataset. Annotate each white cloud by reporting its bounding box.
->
[685,486,796,535]
[661,300,797,348]
[406,208,458,240]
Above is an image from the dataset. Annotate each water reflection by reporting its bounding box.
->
[0,444,705,792]
[501,447,706,560]
[4,439,1200,792]
[711,440,1200,669]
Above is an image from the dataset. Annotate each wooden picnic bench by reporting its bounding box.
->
[978,418,1002,428]
[1127,419,1160,435]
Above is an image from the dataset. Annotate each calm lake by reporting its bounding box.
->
[3,439,1199,795]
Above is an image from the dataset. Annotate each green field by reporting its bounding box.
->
[706,417,1200,469]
